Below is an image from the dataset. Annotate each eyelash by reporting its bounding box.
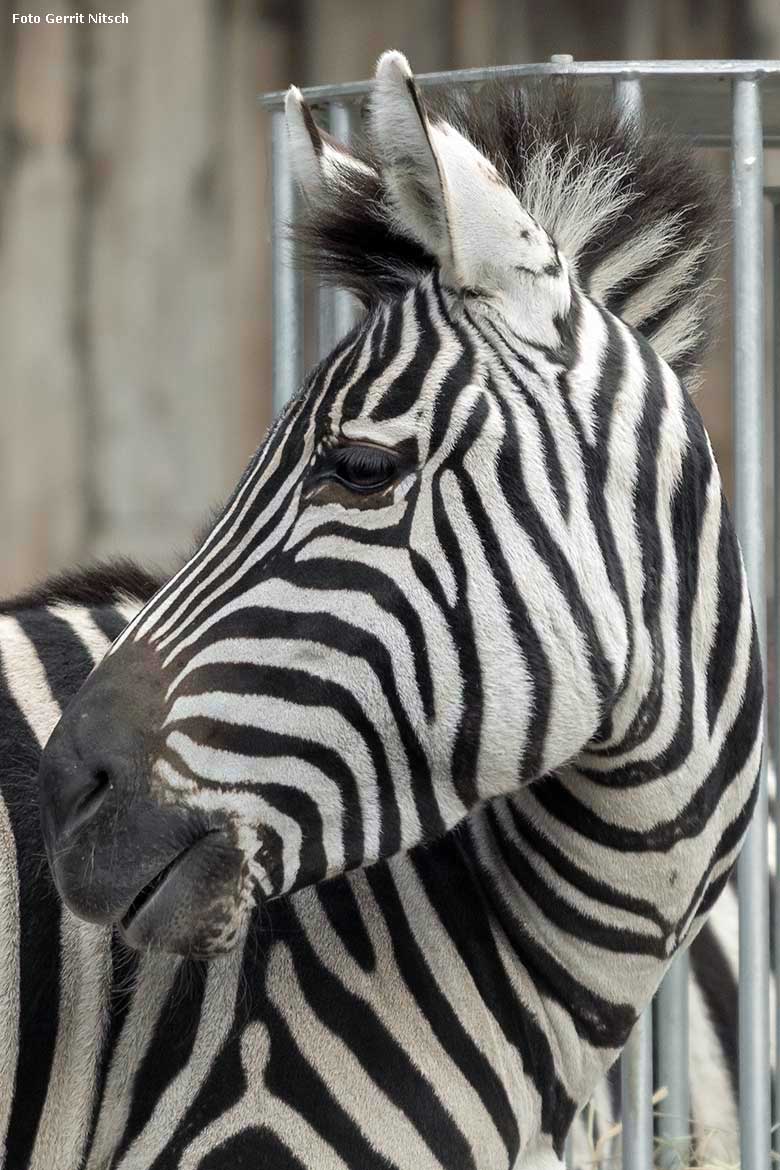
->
[332,446,395,486]
[312,444,400,495]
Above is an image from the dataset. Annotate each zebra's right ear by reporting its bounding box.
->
[284,86,377,202]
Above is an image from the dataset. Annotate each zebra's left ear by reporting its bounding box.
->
[285,85,378,202]
[371,52,571,330]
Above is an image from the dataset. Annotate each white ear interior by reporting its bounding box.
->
[285,86,326,195]
[285,85,377,202]
[430,124,561,283]
[371,51,455,270]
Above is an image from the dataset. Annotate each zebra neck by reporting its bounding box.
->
[452,736,751,1104]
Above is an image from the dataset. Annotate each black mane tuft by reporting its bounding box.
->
[0,558,163,614]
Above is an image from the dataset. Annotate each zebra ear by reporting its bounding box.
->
[371,52,570,326]
[285,86,377,202]
[370,53,456,272]
[284,86,326,195]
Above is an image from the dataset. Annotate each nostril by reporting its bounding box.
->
[63,767,111,836]
[93,767,110,792]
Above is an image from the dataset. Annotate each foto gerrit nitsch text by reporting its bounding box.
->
[12,12,128,23]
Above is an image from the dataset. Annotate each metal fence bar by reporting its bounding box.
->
[318,264,336,363]
[315,98,357,358]
[330,101,360,343]
[259,59,780,108]
[316,99,360,359]
[271,108,303,414]
[772,189,780,1158]
[613,74,658,1170]
[732,74,770,1170]
[563,1131,573,1168]
[620,1008,654,1170]
[613,76,644,124]
[654,953,690,1169]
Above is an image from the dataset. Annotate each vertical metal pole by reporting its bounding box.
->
[620,1008,654,1170]
[318,291,336,360]
[732,75,770,1170]
[613,76,644,127]
[641,70,687,1165]
[317,99,359,359]
[654,953,690,1168]
[272,108,303,415]
[771,190,780,1158]
[615,72,661,1170]
[317,104,336,361]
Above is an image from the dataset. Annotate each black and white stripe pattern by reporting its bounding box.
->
[0,588,766,1167]
[29,51,764,1169]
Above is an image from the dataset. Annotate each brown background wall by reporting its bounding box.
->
[0,0,777,595]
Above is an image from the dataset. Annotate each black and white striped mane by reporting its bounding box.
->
[296,83,719,380]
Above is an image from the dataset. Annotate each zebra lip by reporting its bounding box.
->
[120,842,196,933]
[117,829,243,957]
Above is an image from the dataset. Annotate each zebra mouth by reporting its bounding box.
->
[120,845,193,933]
[117,829,244,957]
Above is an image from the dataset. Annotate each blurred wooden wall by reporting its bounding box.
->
[0,0,289,593]
[0,0,772,595]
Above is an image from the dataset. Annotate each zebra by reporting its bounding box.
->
[0,573,757,1168]
[27,50,763,1169]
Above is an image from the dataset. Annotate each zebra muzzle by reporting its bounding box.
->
[38,643,249,958]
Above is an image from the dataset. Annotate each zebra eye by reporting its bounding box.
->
[325,445,399,493]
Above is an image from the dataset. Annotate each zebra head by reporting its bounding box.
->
[39,53,727,959]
